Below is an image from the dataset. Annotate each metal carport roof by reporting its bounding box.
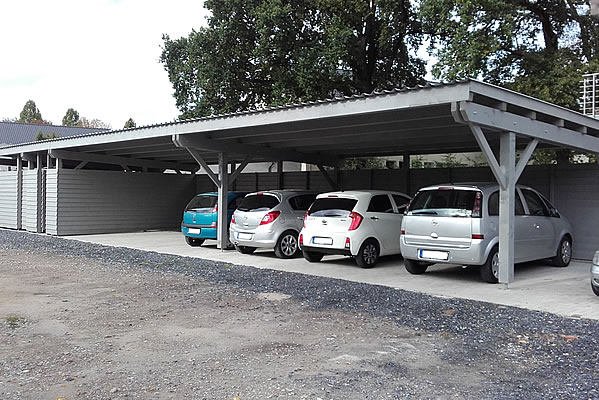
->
[2,79,598,168]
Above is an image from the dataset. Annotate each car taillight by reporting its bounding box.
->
[211,204,218,213]
[472,234,484,239]
[348,211,363,231]
[472,192,482,218]
[260,210,281,225]
[231,214,236,224]
[401,230,405,235]
[345,237,350,248]
[303,210,309,228]
[299,234,303,245]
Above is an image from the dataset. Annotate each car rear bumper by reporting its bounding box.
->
[181,225,217,239]
[229,226,278,249]
[300,244,351,256]
[400,236,487,265]
[300,230,360,255]
[591,263,599,288]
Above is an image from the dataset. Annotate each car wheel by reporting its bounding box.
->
[185,236,204,247]
[551,236,572,267]
[274,230,299,259]
[404,258,429,275]
[303,250,324,262]
[235,245,256,254]
[480,246,499,284]
[592,283,599,296]
[355,239,380,268]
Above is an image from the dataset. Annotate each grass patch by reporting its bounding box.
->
[5,315,25,329]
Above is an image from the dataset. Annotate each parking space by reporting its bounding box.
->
[65,230,598,321]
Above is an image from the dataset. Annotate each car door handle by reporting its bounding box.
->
[370,216,379,220]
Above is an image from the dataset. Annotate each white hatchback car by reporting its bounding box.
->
[299,190,411,268]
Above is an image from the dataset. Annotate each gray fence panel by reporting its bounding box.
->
[22,170,38,232]
[0,171,18,229]
[552,165,599,260]
[54,170,196,235]
[46,169,58,235]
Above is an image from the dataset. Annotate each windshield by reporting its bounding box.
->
[408,189,479,217]
[185,195,217,212]
[237,194,280,212]
[308,198,358,217]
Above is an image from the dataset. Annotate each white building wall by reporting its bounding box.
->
[0,171,18,229]
[46,169,58,235]
[52,169,196,236]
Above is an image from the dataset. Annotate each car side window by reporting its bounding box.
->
[367,194,394,213]
[521,189,550,217]
[488,191,525,216]
[288,194,316,211]
[537,193,561,218]
[392,194,411,214]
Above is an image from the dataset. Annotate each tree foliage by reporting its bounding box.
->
[62,108,80,126]
[35,131,59,141]
[124,118,136,129]
[77,117,111,130]
[18,100,47,124]
[161,0,425,118]
[422,0,599,110]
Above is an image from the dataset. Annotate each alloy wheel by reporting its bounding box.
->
[363,243,378,265]
[281,234,297,257]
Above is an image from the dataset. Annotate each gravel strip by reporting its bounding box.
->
[1,229,598,399]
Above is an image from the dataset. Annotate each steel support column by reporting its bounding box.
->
[217,153,229,250]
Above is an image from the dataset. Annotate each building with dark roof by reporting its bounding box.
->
[0,122,108,147]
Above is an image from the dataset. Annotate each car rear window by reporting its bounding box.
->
[308,198,358,217]
[408,189,479,217]
[237,194,280,212]
[185,195,217,212]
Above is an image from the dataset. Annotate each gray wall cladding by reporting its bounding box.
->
[22,170,39,232]
[0,171,18,229]
[52,170,196,235]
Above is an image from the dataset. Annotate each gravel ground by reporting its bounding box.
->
[0,229,598,399]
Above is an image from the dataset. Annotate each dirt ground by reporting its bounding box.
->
[0,242,596,399]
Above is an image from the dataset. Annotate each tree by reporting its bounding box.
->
[161,0,425,118]
[35,131,59,141]
[18,100,45,124]
[124,118,136,129]
[343,157,385,170]
[77,117,111,129]
[421,0,599,110]
[62,108,80,126]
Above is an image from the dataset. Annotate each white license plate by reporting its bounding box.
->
[188,228,201,235]
[419,249,449,261]
[313,237,333,245]
[237,232,253,240]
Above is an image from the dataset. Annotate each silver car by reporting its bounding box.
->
[230,190,318,258]
[400,183,573,283]
[592,251,599,296]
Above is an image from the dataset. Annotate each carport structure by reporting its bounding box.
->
[1,79,599,286]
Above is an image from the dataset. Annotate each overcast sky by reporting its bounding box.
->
[0,0,210,129]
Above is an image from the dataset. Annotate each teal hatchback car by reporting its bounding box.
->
[181,192,247,246]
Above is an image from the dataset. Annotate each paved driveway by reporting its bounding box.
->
[66,230,598,320]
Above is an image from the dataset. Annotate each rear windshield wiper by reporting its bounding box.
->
[411,210,438,215]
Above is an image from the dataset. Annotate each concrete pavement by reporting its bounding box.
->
[66,230,599,321]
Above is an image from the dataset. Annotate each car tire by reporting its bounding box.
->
[480,246,499,284]
[551,236,572,267]
[274,230,299,259]
[185,236,204,247]
[404,258,429,275]
[235,245,256,254]
[355,239,380,268]
[592,283,599,296]
[303,250,324,262]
